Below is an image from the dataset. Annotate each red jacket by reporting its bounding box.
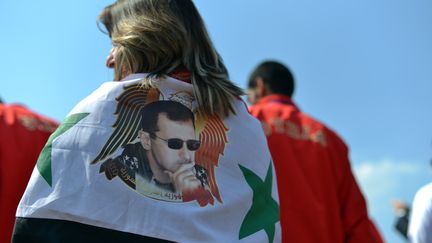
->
[249,95,383,243]
[0,104,58,243]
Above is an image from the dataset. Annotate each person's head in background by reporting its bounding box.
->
[97,0,244,118]
[247,60,295,105]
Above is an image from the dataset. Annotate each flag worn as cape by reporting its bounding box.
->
[15,74,281,243]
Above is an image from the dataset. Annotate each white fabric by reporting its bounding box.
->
[16,74,281,242]
[408,182,432,243]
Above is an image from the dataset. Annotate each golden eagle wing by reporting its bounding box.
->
[91,83,159,164]
[195,114,229,203]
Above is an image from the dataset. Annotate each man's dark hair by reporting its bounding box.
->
[248,60,295,97]
[141,100,195,138]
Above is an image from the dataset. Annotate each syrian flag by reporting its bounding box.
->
[14,74,281,242]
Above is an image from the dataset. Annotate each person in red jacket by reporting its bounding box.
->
[0,100,58,243]
[247,61,383,243]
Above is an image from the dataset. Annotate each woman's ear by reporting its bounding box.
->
[139,130,151,150]
[105,46,118,69]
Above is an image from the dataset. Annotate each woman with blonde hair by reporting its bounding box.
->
[100,0,243,118]
[13,1,281,242]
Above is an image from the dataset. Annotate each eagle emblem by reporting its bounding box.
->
[92,83,228,207]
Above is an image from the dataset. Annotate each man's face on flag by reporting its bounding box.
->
[148,114,198,183]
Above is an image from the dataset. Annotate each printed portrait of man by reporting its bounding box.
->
[109,100,209,196]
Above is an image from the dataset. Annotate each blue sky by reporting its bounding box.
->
[1,0,431,242]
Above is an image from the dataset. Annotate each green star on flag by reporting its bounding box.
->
[238,162,280,243]
[37,113,89,186]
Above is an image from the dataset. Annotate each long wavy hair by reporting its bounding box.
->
[98,0,244,118]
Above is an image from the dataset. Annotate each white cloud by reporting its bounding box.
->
[353,159,422,199]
